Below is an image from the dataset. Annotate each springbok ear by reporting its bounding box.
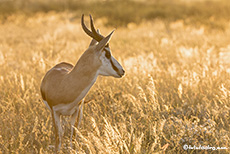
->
[96,30,114,51]
[89,29,101,47]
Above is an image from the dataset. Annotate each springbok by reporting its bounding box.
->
[40,14,125,152]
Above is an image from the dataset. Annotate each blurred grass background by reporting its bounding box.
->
[0,0,230,29]
[0,0,230,153]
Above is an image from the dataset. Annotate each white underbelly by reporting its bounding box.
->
[53,100,80,116]
[52,86,90,116]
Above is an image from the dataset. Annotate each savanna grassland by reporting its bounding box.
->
[0,0,230,153]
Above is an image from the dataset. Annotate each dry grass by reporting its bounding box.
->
[0,4,230,154]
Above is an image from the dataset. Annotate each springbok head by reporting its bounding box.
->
[81,14,125,78]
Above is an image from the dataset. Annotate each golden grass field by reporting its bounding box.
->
[0,0,230,153]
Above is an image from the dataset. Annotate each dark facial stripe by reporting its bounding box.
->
[104,47,120,75]
[110,59,119,74]
[104,48,111,59]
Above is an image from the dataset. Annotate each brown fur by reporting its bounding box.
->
[40,46,100,108]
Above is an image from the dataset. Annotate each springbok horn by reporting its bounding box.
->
[81,14,97,40]
[89,14,104,41]
[82,14,104,42]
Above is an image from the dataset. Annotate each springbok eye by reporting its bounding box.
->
[104,49,111,59]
